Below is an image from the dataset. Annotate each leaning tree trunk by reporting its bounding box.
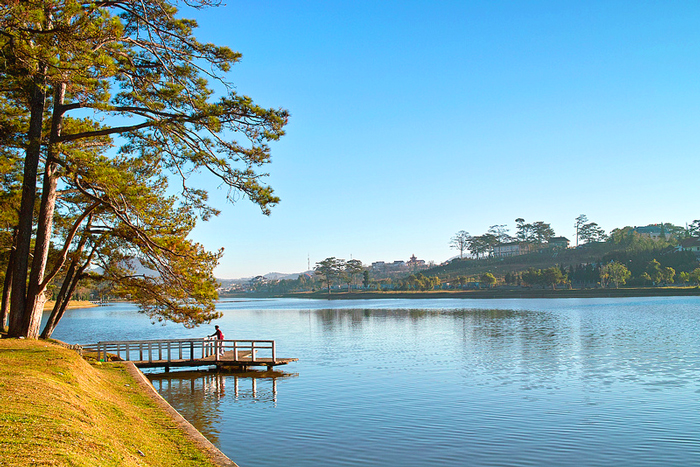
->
[23,83,66,338]
[9,78,46,337]
[41,258,88,340]
[41,230,94,339]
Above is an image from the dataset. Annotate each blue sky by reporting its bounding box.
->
[182,1,700,278]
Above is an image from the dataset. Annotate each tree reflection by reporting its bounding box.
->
[148,369,297,443]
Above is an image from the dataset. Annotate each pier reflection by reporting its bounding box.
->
[147,369,297,443]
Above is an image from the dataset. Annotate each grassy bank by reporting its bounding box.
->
[0,339,221,466]
[43,300,97,311]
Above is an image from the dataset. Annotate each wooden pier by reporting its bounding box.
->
[84,338,297,372]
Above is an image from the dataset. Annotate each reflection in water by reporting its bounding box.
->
[310,306,699,392]
[147,369,297,444]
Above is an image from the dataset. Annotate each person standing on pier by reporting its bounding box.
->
[209,325,225,356]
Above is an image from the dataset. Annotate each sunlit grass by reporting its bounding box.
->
[0,339,217,466]
[43,300,97,311]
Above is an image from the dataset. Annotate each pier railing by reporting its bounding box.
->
[94,338,276,364]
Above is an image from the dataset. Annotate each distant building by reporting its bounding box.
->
[633,225,664,240]
[492,242,523,258]
[548,237,570,249]
[677,238,700,257]
[371,256,429,274]
[407,254,427,270]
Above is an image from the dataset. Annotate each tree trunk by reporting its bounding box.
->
[22,83,66,338]
[1,233,16,331]
[41,260,90,339]
[9,79,46,337]
[41,230,93,339]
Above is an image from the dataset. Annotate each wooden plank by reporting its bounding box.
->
[133,357,297,369]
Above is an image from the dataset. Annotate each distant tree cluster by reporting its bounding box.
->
[599,262,631,288]
[450,218,560,260]
[397,273,441,291]
[574,215,607,246]
[313,257,365,294]
[521,267,568,290]
[515,218,556,244]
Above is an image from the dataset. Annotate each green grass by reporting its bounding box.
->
[0,339,218,466]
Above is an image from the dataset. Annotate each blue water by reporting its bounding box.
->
[50,297,700,466]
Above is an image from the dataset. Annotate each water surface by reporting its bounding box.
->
[50,297,700,466]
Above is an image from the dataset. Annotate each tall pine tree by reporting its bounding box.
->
[1,1,288,337]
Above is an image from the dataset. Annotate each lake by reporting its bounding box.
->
[49,296,700,467]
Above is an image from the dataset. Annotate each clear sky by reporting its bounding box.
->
[181,0,700,279]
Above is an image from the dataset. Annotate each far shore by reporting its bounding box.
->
[42,300,97,311]
[223,286,700,300]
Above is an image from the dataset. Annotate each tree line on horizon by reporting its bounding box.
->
[240,215,700,295]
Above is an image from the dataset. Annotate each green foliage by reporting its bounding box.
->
[468,234,497,259]
[579,222,607,243]
[514,218,555,244]
[601,242,695,286]
[488,225,512,244]
[521,266,567,289]
[480,272,497,288]
[575,214,607,245]
[345,259,364,290]
[397,273,440,291]
[532,222,556,244]
[690,268,700,286]
[645,259,661,282]
[542,267,565,289]
[688,221,700,238]
[661,266,676,285]
[314,257,345,294]
[600,262,631,288]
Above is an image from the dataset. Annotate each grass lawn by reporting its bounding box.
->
[0,339,220,466]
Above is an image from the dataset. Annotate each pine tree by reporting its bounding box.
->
[1,1,288,337]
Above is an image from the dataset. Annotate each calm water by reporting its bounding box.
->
[49,297,700,466]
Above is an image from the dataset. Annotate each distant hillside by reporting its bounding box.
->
[425,242,614,279]
[263,272,306,281]
[422,239,698,284]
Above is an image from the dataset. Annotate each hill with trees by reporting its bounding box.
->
[424,221,700,290]
[231,218,700,296]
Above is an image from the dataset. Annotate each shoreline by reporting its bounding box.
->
[42,300,98,310]
[223,286,700,300]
